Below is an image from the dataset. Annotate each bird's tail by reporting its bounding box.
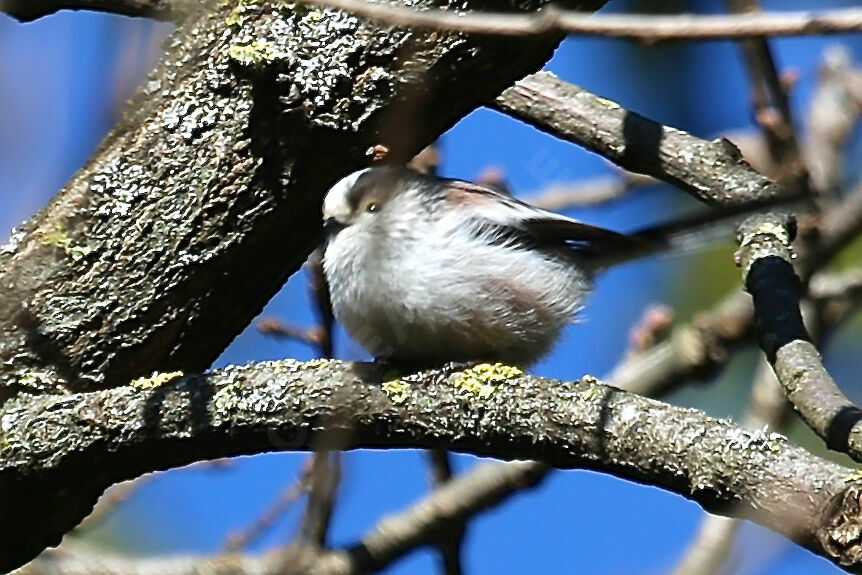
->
[587,195,804,270]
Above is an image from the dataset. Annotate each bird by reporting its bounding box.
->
[320,165,658,367]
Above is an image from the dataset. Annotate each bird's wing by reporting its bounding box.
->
[442,179,642,252]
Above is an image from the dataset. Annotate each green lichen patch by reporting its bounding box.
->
[213,381,245,413]
[17,370,55,390]
[39,222,94,262]
[449,363,524,399]
[275,1,321,17]
[222,0,260,26]
[578,375,602,401]
[382,379,410,405]
[299,358,333,370]
[844,470,862,483]
[130,371,185,389]
[227,38,285,65]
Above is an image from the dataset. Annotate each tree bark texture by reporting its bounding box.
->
[0,0,617,568]
[494,71,787,205]
[3,360,862,572]
[0,0,605,402]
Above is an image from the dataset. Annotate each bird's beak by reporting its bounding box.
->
[323,217,348,236]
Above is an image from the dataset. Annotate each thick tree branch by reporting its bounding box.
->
[0,0,603,402]
[294,0,862,41]
[2,360,861,571]
[0,0,182,21]
[669,356,792,575]
[493,71,788,205]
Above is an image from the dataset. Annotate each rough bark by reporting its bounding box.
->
[0,0,604,402]
[2,360,861,572]
[494,71,788,205]
[737,214,862,469]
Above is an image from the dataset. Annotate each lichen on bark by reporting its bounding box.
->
[0,0,604,402]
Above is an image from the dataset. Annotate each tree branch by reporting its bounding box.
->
[2,359,861,571]
[807,47,862,198]
[608,177,862,396]
[293,0,862,41]
[724,0,808,194]
[425,449,466,575]
[493,71,788,205]
[607,290,753,395]
[14,460,549,575]
[0,0,602,402]
[224,465,311,551]
[735,213,862,473]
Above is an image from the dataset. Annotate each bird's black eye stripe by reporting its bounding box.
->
[345,167,410,213]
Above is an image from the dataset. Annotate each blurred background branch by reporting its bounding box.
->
[290,0,862,41]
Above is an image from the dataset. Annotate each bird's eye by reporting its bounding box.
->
[365,200,378,213]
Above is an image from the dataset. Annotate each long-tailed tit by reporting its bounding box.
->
[321,165,663,367]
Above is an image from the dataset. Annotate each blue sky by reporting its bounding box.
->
[1,1,861,573]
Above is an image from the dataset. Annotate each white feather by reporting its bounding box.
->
[323,179,591,365]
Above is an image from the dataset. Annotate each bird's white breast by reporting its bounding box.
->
[323,195,592,365]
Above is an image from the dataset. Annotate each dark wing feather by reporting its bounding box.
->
[442,179,645,255]
[519,217,644,251]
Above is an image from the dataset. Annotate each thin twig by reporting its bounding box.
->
[425,450,465,575]
[224,466,313,552]
[306,250,335,359]
[811,267,862,315]
[291,0,862,41]
[72,476,155,534]
[669,516,740,575]
[254,250,341,555]
[298,452,342,548]
[257,318,326,349]
[724,0,808,193]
